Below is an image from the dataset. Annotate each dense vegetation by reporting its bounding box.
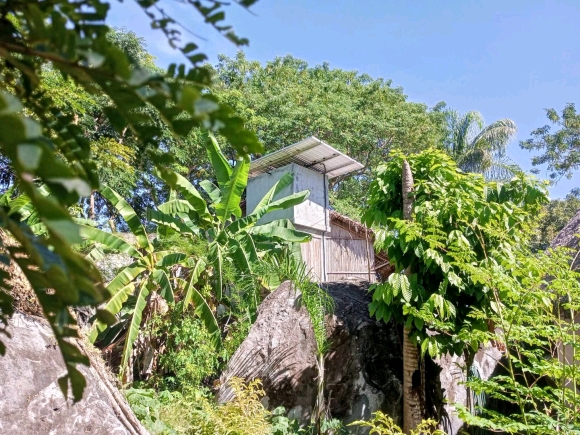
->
[1,1,579,434]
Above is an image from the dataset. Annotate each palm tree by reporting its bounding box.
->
[444,110,518,180]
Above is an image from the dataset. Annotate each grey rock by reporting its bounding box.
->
[218,280,404,429]
[0,312,147,435]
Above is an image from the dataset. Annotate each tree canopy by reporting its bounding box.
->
[206,52,448,216]
[521,103,580,181]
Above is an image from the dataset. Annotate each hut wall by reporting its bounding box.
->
[300,235,323,282]
[299,221,376,283]
[325,222,376,282]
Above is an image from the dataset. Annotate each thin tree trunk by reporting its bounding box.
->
[89,191,95,220]
[402,160,423,433]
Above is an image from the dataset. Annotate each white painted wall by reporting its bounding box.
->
[246,163,330,232]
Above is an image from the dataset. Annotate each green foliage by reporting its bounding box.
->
[0,0,261,401]
[362,149,548,357]
[208,52,447,216]
[85,139,311,387]
[349,411,446,435]
[443,110,519,180]
[151,137,311,324]
[147,377,272,435]
[125,388,177,435]
[455,247,580,433]
[149,304,222,392]
[530,189,580,252]
[82,185,189,382]
[521,103,580,180]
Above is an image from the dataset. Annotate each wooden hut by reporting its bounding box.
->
[246,137,388,283]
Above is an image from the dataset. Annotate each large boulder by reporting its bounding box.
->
[0,312,148,435]
[218,280,404,427]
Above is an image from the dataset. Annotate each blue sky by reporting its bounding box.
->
[109,0,580,198]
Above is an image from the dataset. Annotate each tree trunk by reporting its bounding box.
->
[89,191,95,220]
[402,160,423,433]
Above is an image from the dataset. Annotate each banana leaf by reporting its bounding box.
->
[206,132,232,189]
[214,156,249,223]
[101,185,152,252]
[154,167,213,227]
[120,280,150,383]
[79,225,142,258]
[88,282,135,343]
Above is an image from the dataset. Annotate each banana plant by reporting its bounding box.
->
[79,186,187,383]
[151,133,311,315]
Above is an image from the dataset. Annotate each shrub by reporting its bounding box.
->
[349,411,446,435]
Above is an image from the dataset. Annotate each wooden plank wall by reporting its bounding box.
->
[301,235,323,282]
[300,222,376,283]
[325,222,376,282]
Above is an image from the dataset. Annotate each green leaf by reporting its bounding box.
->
[106,263,147,294]
[413,316,424,330]
[120,281,150,382]
[400,274,412,302]
[148,209,199,236]
[152,269,173,302]
[79,225,141,259]
[182,258,206,310]
[249,220,312,242]
[209,243,223,301]
[157,199,194,215]
[206,132,232,188]
[154,167,213,227]
[100,186,152,252]
[214,157,249,223]
[183,269,222,348]
[155,252,186,267]
[251,172,294,213]
[88,283,135,343]
[199,180,221,204]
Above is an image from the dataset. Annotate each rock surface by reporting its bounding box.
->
[218,280,404,428]
[550,208,580,270]
[0,312,147,435]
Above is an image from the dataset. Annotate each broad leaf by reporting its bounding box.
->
[101,185,152,252]
[249,219,312,243]
[148,209,199,236]
[120,280,150,383]
[182,258,206,310]
[182,271,221,348]
[157,199,194,215]
[252,172,294,212]
[79,225,141,259]
[88,282,135,343]
[214,157,249,223]
[106,263,147,294]
[199,180,222,204]
[152,269,173,302]
[209,243,223,301]
[206,132,232,188]
[154,167,213,227]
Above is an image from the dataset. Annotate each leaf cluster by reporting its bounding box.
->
[362,149,549,357]
[0,0,261,401]
[521,103,580,180]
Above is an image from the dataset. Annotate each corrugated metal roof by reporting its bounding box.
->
[248,136,364,179]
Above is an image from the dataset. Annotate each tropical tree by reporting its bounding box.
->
[520,102,580,181]
[205,52,448,217]
[84,135,311,382]
[443,110,518,179]
[81,186,189,383]
[362,149,548,430]
[0,0,261,401]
